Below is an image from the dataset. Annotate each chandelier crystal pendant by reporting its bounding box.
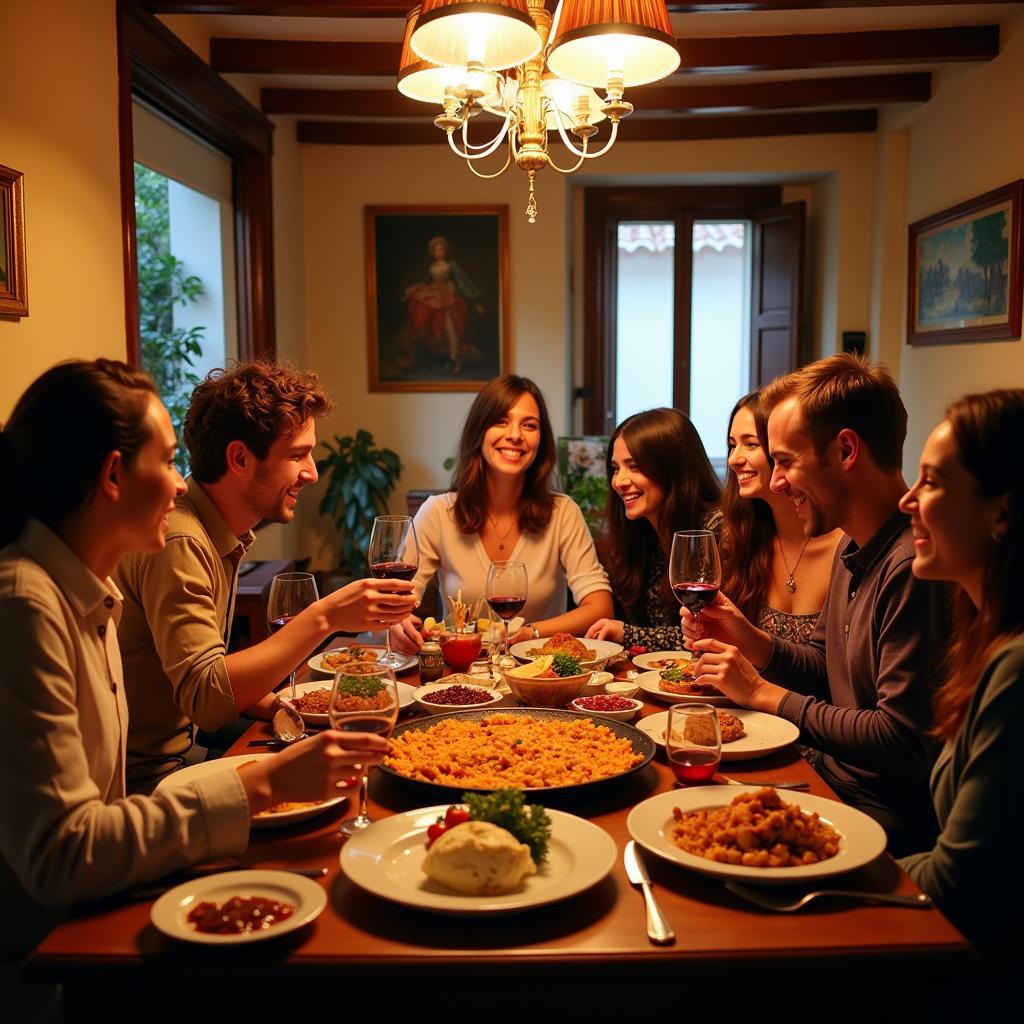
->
[398,1,680,223]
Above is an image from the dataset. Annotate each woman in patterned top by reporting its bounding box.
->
[720,390,840,643]
[587,408,721,651]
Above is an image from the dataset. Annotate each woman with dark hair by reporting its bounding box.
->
[391,374,612,650]
[585,408,721,650]
[897,389,1024,950]
[0,360,382,957]
[719,391,839,643]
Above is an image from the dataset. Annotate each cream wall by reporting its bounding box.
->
[0,0,125,419]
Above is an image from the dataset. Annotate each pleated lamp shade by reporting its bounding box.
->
[411,0,541,71]
[547,0,681,88]
[397,7,457,104]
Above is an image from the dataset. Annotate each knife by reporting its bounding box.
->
[623,841,675,946]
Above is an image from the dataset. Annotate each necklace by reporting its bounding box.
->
[777,535,811,593]
[487,513,517,551]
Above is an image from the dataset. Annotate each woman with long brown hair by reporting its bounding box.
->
[897,389,1024,949]
[719,390,839,643]
[391,374,612,651]
[586,408,721,650]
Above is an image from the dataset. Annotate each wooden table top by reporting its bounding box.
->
[26,659,972,986]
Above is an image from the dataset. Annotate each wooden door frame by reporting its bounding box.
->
[581,185,782,435]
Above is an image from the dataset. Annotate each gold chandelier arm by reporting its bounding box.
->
[547,136,588,174]
[446,115,512,160]
[551,114,621,161]
[464,142,513,180]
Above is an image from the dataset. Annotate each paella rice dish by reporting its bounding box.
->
[384,713,644,788]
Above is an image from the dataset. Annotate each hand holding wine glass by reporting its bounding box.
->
[267,571,320,700]
[328,661,400,835]
[669,530,721,625]
[486,560,528,661]
[367,515,419,669]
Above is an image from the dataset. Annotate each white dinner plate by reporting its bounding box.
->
[508,637,624,671]
[636,670,733,706]
[150,869,327,944]
[155,754,347,829]
[340,805,617,913]
[308,648,418,676]
[280,679,418,727]
[636,709,801,762]
[627,786,887,885]
[630,651,696,675]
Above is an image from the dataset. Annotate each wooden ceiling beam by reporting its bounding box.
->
[264,73,928,116]
[296,108,877,145]
[213,26,996,77]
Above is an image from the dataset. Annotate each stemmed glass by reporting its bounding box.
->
[668,530,721,625]
[666,703,721,786]
[367,515,419,669]
[267,571,319,700]
[486,560,528,660]
[329,661,400,836]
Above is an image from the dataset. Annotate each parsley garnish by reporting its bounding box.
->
[551,652,582,677]
[335,674,384,699]
[462,787,552,865]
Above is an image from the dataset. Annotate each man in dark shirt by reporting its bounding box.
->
[683,354,946,855]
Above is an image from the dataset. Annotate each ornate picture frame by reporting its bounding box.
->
[0,163,28,317]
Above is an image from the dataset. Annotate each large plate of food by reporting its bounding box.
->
[636,668,733,706]
[340,792,617,914]
[308,644,417,676]
[280,679,417,727]
[155,754,348,829]
[379,707,656,796]
[509,633,623,672]
[631,650,693,672]
[627,785,886,884]
[636,709,800,762]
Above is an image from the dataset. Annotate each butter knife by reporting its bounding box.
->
[623,841,675,946]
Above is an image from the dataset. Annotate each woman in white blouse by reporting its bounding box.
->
[0,359,384,958]
[391,374,612,652]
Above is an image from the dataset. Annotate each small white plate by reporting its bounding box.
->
[636,670,733,706]
[632,650,693,672]
[150,869,326,944]
[155,754,346,828]
[280,680,418,727]
[308,648,418,676]
[508,638,624,672]
[340,805,617,913]
[569,696,643,722]
[414,680,504,714]
[627,786,886,885]
[636,709,801,762]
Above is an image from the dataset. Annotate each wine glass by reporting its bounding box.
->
[485,560,528,661]
[267,571,320,700]
[328,661,400,836]
[666,703,721,786]
[367,515,419,670]
[668,530,722,625]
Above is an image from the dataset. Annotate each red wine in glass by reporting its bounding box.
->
[668,749,720,784]
[488,595,527,620]
[369,561,418,582]
[669,530,722,624]
[672,583,720,615]
[267,614,296,634]
[331,716,394,736]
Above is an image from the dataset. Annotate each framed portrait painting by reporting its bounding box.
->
[0,163,28,317]
[908,180,1023,345]
[365,205,510,392]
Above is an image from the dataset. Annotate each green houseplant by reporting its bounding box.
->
[317,430,403,575]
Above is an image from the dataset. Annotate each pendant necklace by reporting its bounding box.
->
[778,535,811,593]
[488,513,517,552]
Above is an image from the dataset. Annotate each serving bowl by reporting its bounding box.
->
[508,638,624,673]
[413,678,504,714]
[570,695,644,722]
[501,669,593,708]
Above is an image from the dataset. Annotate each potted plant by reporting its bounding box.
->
[317,430,403,578]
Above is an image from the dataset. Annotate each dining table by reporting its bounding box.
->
[23,650,975,1019]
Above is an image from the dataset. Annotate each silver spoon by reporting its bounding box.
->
[724,879,933,912]
[248,703,308,748]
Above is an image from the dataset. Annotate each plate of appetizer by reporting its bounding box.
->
[414,679,505,713]
[155,754,347,828]
[631,650,693,672]
[340,790,617,913]
[308,645,417,676]
[280,679,418,727]
[627,785,887,884]
[509,633,623,672]
[151,869,327,944]
[569,694,644,722]
[635,669,733,706]
[636,709,800,761]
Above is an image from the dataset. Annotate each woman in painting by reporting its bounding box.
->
[389,374,613,651]
[403,235,484,376]
[585,407,722,651]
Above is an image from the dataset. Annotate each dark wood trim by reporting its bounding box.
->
[0,164,29,318]
[297,110,876,147]
[116,0,276,363]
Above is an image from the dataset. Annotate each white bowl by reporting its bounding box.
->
[508,637,624,672]
[413,678,504,714]
[569,696,644,722]
[605,679,640,699]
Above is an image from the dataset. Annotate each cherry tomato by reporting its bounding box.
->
[426,821,447,848]
[444,806,470,829]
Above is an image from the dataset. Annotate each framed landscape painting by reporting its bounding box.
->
[908,180,1023,345]
[0,163,28,317]
[365,205,510,392]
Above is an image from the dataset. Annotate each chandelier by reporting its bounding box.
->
[397,1,680,222]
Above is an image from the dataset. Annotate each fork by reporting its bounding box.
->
[724,879,933,912]
[720,776,810,790]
